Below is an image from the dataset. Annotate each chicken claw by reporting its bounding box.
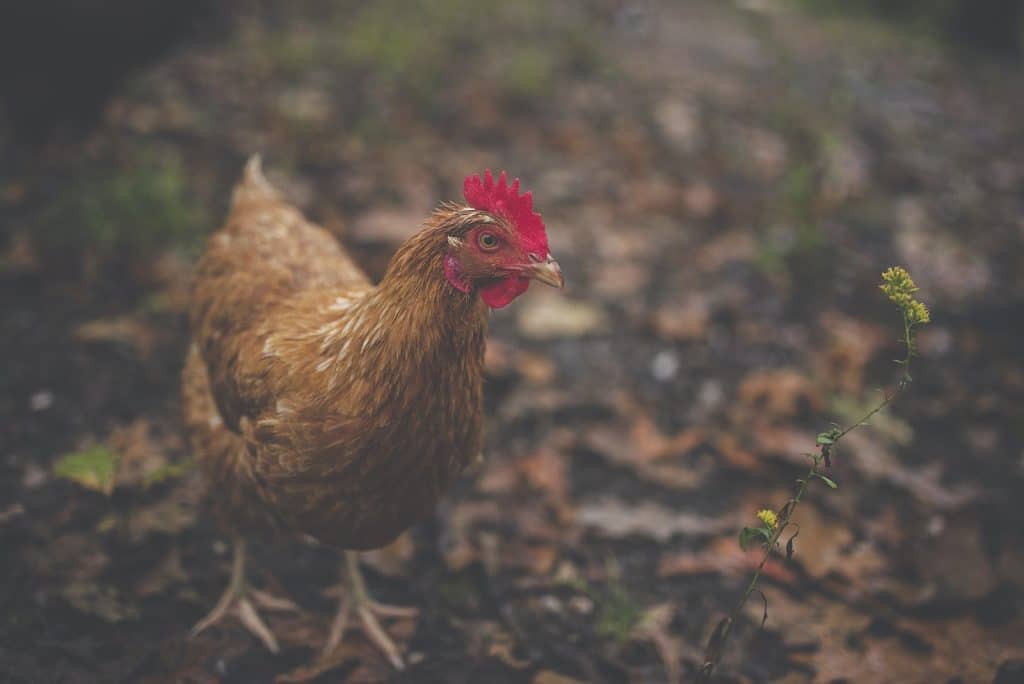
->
[321,551,418,669]
[191,537,299,653]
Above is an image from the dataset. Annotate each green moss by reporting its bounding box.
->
[251,0,605,131]
[595,578,642,643]
[503,47,556,101]
[32,150,204,258]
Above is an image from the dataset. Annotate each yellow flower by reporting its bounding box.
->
[756,509,778,530]
[907,300,930,325]
[880,266,930,326]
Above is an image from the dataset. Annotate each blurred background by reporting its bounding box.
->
[1,1,1022,682]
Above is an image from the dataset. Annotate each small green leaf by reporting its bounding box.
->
[739,526,771,550]
[54,446,119,495]
[814,473,839,489]
[816,427,841,446]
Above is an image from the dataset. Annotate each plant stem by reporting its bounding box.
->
[700,309,917,679]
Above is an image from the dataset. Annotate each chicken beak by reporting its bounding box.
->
[528,255,564,289]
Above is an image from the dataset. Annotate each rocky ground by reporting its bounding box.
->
[2,1,1023,682]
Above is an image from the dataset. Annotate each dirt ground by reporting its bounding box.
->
[2,1,1023,682]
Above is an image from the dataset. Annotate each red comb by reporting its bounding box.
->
[463,170,548,255]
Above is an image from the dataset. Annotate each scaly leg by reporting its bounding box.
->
[191,537,298,653]
[322,551,418,669]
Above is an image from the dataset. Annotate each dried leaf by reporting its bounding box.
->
[657,535,797,585]
[739,369,823,419]
[74,315,157,357]
[845,431,979,510]
[630,603,690,684]
[127,484,198,541]
[578,498,735,542]
[532,671,585,684]
[516,291,609,339]
[61,582,139,623]
[652,295,710,341]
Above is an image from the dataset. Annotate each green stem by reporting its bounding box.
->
[701,311,917,678]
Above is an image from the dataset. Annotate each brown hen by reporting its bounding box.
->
[182,158,562,667]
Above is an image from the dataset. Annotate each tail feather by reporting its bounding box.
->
[231,154,280,211]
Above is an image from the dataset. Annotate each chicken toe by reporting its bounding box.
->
[321,551,418,670]
[191,538,298,654]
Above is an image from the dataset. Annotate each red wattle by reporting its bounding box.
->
[479,277,529,309]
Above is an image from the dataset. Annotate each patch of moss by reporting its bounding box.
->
[31,149,205,259]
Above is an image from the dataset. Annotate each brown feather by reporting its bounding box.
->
[182,159,489,549]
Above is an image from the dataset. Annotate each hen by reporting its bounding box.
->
[182,158,562,667]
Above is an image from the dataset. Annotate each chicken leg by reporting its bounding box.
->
[191,537,298,653]
[321,551,418,669]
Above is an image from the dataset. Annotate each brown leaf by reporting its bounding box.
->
[134,546,188,597]
[74,315,158,358]
[61,581,139,623]
[657,535,797,585]
[814,311,887,395]
[532,671,585,684]
[845,430,979,510]
[577,498,736,542]
[630,603,694,684]
[516,291,609,340]
[442,500,503,571]
[652,295,711,341]
[739,369,823,420]
[275,641,363,683]
[696,231,756,272]
[127,482,199,542]
[584,420,713,490]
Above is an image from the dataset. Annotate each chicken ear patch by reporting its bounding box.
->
[463,170,549,257]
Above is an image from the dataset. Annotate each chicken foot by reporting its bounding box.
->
[321,551,418,669]
[190,537,299,653]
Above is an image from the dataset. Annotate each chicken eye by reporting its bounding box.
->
[478,232,499,251]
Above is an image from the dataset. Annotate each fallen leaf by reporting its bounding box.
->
[74,316,158,358]
[61,582,139,623]
[739,369,823,420]
[845,431,979,510]
[441,500,503,571]
[53,446,119,495]
[134,546,189,597]
[127,483,199,541]
[582,420,712,489]
[652,295,711,341]
[275,641,364,683]
[577,498,736,542]
[657,535,797,585]
[0,503,24,526]
[532,670,585,684]
[516,291,609,339]
[630,603,696,684]
[696,231,756,272]
[815,311,887,395]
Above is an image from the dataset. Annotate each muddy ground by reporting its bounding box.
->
[2,1,1023,682]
